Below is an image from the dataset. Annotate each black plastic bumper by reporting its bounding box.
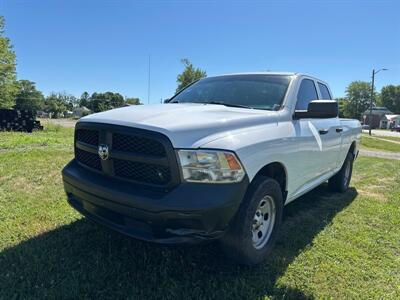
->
[62,160,249,244]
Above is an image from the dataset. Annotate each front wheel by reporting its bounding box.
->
[220,176,283,265]
[328,151,354,192]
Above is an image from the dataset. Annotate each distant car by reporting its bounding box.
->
[362,124,370,130]
[391,125,400,132]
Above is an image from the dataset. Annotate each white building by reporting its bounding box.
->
[380,114,400,129]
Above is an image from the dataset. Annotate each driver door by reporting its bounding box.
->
[290,78,341,193]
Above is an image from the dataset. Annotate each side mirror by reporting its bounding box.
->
[294,100,338,119]
[163,98,170,104]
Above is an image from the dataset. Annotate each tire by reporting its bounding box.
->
[328,151,354,193]
[220,176,283,266]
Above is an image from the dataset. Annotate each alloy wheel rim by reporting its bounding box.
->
[251,195,276,249]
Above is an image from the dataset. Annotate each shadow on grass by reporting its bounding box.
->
[0,185,357,299]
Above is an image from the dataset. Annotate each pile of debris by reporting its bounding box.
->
[0,109,43,132]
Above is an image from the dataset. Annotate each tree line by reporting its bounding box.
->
[338,81,400,119]
[14,80,141,118]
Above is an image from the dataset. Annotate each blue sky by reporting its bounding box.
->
[1,0,399,103]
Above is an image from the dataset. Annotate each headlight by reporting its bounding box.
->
[177,150,245,183]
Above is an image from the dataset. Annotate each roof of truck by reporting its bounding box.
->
[209,72,326,83]
[215,71,298,76]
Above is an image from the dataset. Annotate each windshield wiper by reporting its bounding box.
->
[204,101,252,109]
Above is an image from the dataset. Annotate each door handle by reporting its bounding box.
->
[318,129,329,135]
[336,127,343,133]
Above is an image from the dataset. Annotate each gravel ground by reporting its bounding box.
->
[39,118,77,128]
[362,129,400,137]
[370,136,400,145]
[359,149,400,160]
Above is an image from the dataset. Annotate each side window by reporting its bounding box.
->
[318,82,332,99]
[296,79,318,110]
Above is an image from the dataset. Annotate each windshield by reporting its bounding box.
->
[170,74,292,110]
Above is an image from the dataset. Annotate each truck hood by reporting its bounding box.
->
[80,103,277,148]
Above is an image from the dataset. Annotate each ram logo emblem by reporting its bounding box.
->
[98,144,109,160]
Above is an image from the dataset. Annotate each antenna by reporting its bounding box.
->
[147,55,151,104]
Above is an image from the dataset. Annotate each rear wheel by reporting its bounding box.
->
[220,176,283,265]
[328,151,354,192]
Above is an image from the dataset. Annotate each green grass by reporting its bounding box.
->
[0,124,74,151]
[1,130,400,299]
[360,134,400,153]
[375,135,400,143]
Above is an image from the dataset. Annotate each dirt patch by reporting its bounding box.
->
[358,149,400,160]
[357,189,388,203]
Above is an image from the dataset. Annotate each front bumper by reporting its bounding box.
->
[62,160,249,244]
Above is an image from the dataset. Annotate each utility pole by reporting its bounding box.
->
[368,69,375,136]
[147,55,151,105]
[368,68,387,136]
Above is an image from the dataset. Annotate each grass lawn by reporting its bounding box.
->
[0,124,74,150]
[360,134,400,153]
[375,135,400,143]
[1,128,400,299]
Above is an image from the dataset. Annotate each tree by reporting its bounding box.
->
[44,92,70,118]
[0,16,18,108]
[125,97,141,105]
[176,58,206,92]
[380,85,400,113]
[344,81,371,120]
[79,91,90,107]
[14,80,45,114]
[56,92,77,111]
[88,92,125,112]
[336,97,348,118]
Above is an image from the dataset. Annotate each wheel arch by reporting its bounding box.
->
[348,140,357,156]
[252,162,288,202]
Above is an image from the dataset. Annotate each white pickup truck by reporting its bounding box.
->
[62,72,361,265]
